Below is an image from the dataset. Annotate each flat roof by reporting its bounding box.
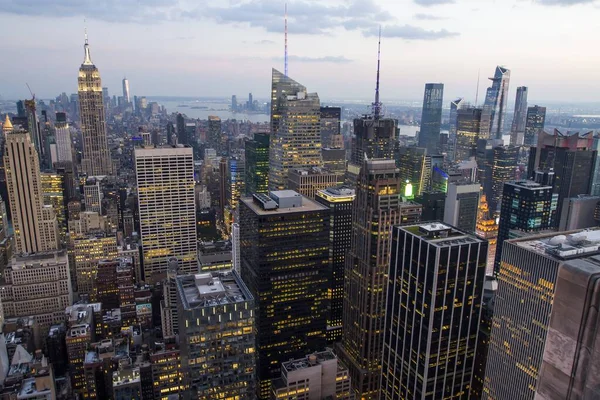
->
[134,146,193,157]
[512,228,600,260]
[240,194,327,216]
[177,272,252,309]
[399,222,484,246]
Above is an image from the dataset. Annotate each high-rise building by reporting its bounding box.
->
[351,118,396,167]
[495,172,559,273]
[240,190,329,398]
[272,350,353,399]
[41,172,67,241]
[416,190,446,221]
[54,112,73,163]
[287,167,344,199]
[78,35,112,176]
[381,223,487,399]
[476,194,499,275]
[66,304,96,395]
[337,159,404,399]
[122,77,130,104]
[231,95,237,112]
[418,83,444,155]
[208,115,222,155]
[529,129,596,223]
[176,113,187,146]
[0,251,72,336]
[510,86,528,145]
[83,177,102,214]
[480,66,511,140]
[536,243,600,399]
[150,348,183,399]
[396,146,427,197]
[245,132,270,195]
[269,69,322,190]
[559,194,600,231]
[315,187,355,343]
[320,106,341,147]
[322,148,346,174]
[73,234,118,295]
[449,98,465,139]
[490,145,519,212]
[484,229,600,399]
[177,272,256,399]
[444,181,480,233]
[455,107,483,162]
[134,147,197,283]
[523,105,546,147]
[4,119,59,254]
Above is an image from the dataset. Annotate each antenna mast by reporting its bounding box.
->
[284,3,288,77]
[372,27,382,119]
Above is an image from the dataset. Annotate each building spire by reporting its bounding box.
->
[284,3,288,77]
[3,115,13,133]
[372,26,382,119]
[83,27,93,65]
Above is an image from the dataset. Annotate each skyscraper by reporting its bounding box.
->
[245,132,269,195]
[455,107,483,162]
[528,129,596,223]
[337,159,404,399]
[268,69,322,190]
[495,171,559,273]
[315,186,355,343]
[480,66,511,140]
[4,118,59,253]
[418,83,444,155]
[449,98,465,138]
[484,229,600,399]
[396,146,427,197]
[240,190,329,399]
[122,77,130,104]
[54,112,73,164]
[78,34,112,176]
[510,86,528,145]
[476,194,499,275]
[208,115,222,155]
[381,223,487,399]
[177,271,256,399]
[135,146,197,283]
[490,144,519,212]
[444,181,480,233]
[320,106,341,147]
[523,105,546,147]
[176,113,187,146]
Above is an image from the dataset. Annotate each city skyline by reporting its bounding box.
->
[1,0,599,103]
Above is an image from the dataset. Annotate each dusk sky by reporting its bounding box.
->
[1,0,599,104]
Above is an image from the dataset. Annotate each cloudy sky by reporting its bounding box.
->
[0,0,599,104]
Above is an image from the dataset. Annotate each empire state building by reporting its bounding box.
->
[78,34,112,176]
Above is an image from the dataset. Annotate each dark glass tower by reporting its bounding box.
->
[245,132,270,195]
[418,83,444,155]
[494,172,558,273]
[337,159,404,399]
[381,223,487,399]
[396,146,427,197]
[510,86,528,145]
[176,113,187,145]
[490,145,519,212]
[523,105,546,147]
[315,186,355,343]
[320,106,341,147]
[239,191,329,399]
[208,115,222,155]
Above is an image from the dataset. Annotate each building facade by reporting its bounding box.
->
[418,83,444,155]
[523,105,546,147]
[510,86,528,145]
[288,167,344,199]
[245,132,270,195]
[455,108,483,162]
[480,66,511,140]
[444,181,480,233]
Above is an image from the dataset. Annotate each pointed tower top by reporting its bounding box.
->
[371,27,382,119]
[3,115,13,132]
[83,28,93,66]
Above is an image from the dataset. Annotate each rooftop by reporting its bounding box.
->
[400,222,484,246]
[18,377,52,398]
[514,229,600,260]
[177,271,252,309]
[10,251,67,269]
[317,186,356,202]
[507,180,553,190]
[241,192,327,216]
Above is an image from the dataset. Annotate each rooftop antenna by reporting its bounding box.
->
[372,26,382,119]
[284,3,288,77]
[26,83,35,100]
[475,68,480,106]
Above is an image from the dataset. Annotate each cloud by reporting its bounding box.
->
[414,0,456,6]
[535,0,597,5]
[1,0,178,23]
[244,39,276,45]
[272,55,353,63]
[366,25,459,40]
[414,13,445,20]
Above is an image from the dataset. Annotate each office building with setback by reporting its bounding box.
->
[483,229,600,399]
[337,159,405,399]
[315,187,356,343]
[135,146,198,283]
[240,190,329,399]
[177,271,255,399]
[381,223,487,399]
[268,69,322,190]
